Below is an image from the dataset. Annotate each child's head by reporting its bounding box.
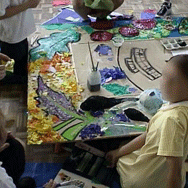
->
[17,177,36,188]
[160,55,188,103]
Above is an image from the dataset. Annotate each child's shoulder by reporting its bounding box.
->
[160,101,188,113]
[160,102,188,122]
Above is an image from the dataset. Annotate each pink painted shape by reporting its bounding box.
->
[52,0,71,6]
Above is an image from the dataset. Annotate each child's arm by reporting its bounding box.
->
[0,125,9,153]
[0,53,11,62]
[106,132,146,167]
[166,156,182,188]
[0,0,40,20]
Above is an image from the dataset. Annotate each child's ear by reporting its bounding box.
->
[5,120,15,127]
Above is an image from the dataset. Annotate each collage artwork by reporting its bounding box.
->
[27,8,188,144]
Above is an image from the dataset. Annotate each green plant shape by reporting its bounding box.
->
[29,29,80,62]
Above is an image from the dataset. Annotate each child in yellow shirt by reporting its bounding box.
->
[106,55,188,188]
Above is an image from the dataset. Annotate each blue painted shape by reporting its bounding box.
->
[94,44,112,56]
[42,8,95,26]
[21,163,63,188]
[141,12,156,19]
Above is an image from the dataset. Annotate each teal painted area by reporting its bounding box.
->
[41,23,77,30]
[29,29,80,61]
[102,83,131,95]
[81,25,95,34]
[179,18,188,35]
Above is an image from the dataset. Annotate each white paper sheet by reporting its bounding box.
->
[171,48,188,56]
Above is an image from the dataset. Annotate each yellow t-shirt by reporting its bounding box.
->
[117,101,188,188]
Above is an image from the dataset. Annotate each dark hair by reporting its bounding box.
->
[17,177,36,188]
[168,55,188,80]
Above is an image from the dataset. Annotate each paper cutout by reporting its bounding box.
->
[100,67,126,85]
[179,18,188,35]
[90,31,113,41]
[52,0,71,6]
[65,16,80,22]
[102,83,131,95]
[41,23,76,30]
[141,9,156,20]
[42,8,95,26]
[94,44,113,56]
[29,30,80,61]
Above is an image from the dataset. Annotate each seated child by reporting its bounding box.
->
[0,109,25,187]
[106,55,188,188]
[72,0,124,20]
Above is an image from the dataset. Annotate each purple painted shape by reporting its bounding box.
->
[37,76,74,112]
[79,124,105,139]
[42,8,95,25]
[100,67,126,85]
[94,44,112,56]
[116,113,130,122]
[36,76,76,121]
[141,9,156,20]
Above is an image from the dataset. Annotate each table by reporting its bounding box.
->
[27,18,187,144]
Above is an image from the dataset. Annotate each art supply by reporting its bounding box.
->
[87,43,101,92]
[161,38,188,50]
[87,70,101,92]
[112,36,124,47]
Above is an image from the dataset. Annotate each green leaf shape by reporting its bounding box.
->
[29,29,80,61]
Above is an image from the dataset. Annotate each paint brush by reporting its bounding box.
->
[88,42,95,71]
[96,61,99,71]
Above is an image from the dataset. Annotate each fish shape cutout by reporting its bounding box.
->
[80,95,138,112]
[124,108,150,122]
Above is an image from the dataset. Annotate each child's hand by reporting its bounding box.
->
[0,143,10,153]
[0,65,6,80]
[0,53,11,62]
[43,179,57,188]
[105,149,120,168]
[27,0,41,8]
